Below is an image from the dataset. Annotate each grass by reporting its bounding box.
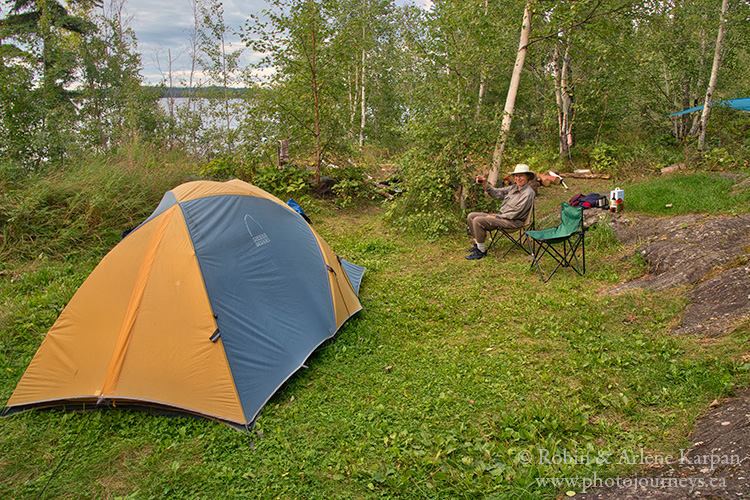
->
[1,166,749,499]
[625,172,750,216]
[0,144,196,262]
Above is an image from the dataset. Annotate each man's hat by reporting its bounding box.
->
[509,164,536,181]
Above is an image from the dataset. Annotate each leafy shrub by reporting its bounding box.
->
[591,143,619,174]
[199,155,244,180]
[251,165,311,201]
[321,162,377,208]
[505,145,562,174]
[700,147,737,170]
[383,151,461,239]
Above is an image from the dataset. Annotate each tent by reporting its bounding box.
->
[667,97,750,117]
[3,179,365,430]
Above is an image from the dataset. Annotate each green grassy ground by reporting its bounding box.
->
[1,168,749,499]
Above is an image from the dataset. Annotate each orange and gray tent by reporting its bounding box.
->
[3,179,365,430]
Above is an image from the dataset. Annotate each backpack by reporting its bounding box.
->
[569,192,609,210]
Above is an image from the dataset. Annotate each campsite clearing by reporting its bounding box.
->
[1,174,749,499]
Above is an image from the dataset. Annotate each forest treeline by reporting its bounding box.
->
[158,87,249,98]
[1,0,749,236]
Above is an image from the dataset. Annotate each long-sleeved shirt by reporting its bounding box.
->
[484,182,535,221]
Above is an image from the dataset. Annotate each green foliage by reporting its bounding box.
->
[241,0,407,167]
[74,6,159,151]
[251,165,312,201]
[194,0,244,157]
[0,51,45,169]
[510,146,564,175]
[198,155,243,180]
[383,151,462,239]
[590,143,619,175]
[0,0,102,166]
[0,146,197,261]
[700,147,737,170]
[323,162,376,208]
[626,172,750,216]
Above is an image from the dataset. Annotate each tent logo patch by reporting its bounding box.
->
[244,214,270,248]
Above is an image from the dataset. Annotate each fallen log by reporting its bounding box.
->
[560,172,612,179]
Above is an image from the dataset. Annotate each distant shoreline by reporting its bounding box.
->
[146,86,249,98]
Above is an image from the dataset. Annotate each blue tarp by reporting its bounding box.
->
[667,97,750,117]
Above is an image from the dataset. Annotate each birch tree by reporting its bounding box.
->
[553,40,574,158]
[697,0,728,150]
[76,0,150,149]
[489,0,531,186]
[199,0,242,155]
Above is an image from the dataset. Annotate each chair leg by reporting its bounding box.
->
[487,230,499,257]
[564,234,585,276]
[528,240,557,282]
[491,229,532,259]
[528,235,585,282]
[582,232,585,274]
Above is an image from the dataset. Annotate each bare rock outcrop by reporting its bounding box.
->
[606,213,750,337]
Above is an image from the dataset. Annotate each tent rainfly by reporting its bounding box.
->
[3,179,365,430]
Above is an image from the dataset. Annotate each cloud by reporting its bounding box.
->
[124,0,258,83]
[125,0,429,85]
[412,0,434,9]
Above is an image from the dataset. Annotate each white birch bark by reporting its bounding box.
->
[553,42,572,157]
[489,1,532,186]
[359,37,366,147]
[697,0,728,150]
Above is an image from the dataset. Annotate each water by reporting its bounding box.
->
[158,97,244,130]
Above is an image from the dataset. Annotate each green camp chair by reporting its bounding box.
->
[525,202,585,282]
[486,201,535,259]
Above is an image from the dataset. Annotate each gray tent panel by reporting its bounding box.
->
[181,194,337,424]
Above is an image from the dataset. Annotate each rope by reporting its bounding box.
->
[36,410,94,500]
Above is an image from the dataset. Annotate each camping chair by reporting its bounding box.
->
[487,201,535,259]
[525,202,585,282]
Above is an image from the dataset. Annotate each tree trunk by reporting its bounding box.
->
[221,27,232,153]
[349,63,357,134]
[554,42,573,157]
[476,70,486,120]
[689,29,708,137]
[359,41,366,148]
[359,0,367,148]
[475,0,489,120]
[188,0,201,154]
[309,0,322,182]
[697,0,728,151]
[489,1,532,186]
[167,49,175,119]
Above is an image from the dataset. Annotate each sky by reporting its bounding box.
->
[120,0,433,85]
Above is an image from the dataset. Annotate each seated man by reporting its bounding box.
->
[466,164,536,260]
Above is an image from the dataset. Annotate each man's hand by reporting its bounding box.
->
[476,175,488,187]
